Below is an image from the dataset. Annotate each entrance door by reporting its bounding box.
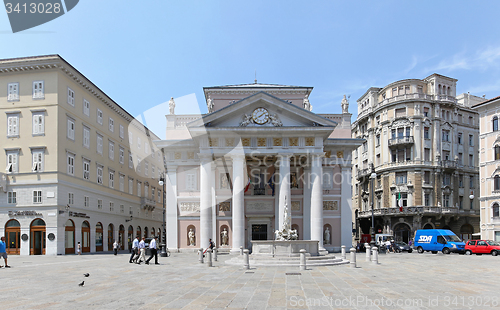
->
[252,225,268,240]
[119,225,125,250]
[30,218,46,255]
[65,219,75,254]
[5,219,20,255]
[95,222,103,252]
[393,223,410,243]
[82,221,90,253]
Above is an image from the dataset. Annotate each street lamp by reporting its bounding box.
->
[369,163,377,247]
[159,175,167,257]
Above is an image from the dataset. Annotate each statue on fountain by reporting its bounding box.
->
[275,196,298,241]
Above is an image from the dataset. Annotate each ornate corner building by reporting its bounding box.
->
[351,74,485,244]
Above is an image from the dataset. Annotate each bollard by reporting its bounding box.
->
[207,249,212,267]
[199,248,204,263]
[243,249,250,270]
[372,247,379,264]
[240,246,244,255]
[350,248,356,268]
[365,243,371,262]
[213,248,218,261]
[341,245,346,259]
[299,249,307,271]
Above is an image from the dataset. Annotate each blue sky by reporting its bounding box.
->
[2,1,500,138]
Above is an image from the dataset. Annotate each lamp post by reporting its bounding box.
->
[369,163,377,247]
[159,175,167,257]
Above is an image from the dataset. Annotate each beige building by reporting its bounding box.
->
[472,96,500,241]
[351,74,484,244]
[0,55,164,255]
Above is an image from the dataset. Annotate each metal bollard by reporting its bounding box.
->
[341,245,346,259]
[240,246,244,255]
[350,248,356,268]
[299,249,307,271]
[207,249,212,267]
[199,248,204,263]
[372,247,378,264]
[243,249,250,270]
[365,243,371,262]
[213,248,218,261]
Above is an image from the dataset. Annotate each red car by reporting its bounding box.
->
[465,240,500,256]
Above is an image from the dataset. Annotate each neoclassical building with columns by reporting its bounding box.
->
[156,83,362,253]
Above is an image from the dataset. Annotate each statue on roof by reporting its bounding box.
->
[341,95,349,114]
[168,97,175,115]
[207,95,214,113]
[303,94,312,111]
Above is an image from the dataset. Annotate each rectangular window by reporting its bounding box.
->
[98,199,102,209]
[458,133,462,144]
[443,194,450,208]
[97,165,103,184]
[110,202,114,212]
[7,114,19,137]
[67,87,75,106]
[119,147,124,164]
[109,118,114,132]
[137,181,142,197]
[109,141,114,160]
[67,153,75,175]
[424,193,430,206]
[145,161,149,176]
[443,151,450,161]
[442,130,450,142]
[83,126,90,148]
[458,153,463,165]
[97,109,103,125]
[109,170,115,188]
[120,204,124,213]
[469,116,473,125]
[395,108,406,118]
[459,174,464,188]
[144,184,149,198]
[32,150,43,172]
[129,152,133,169]
[129,178,133,194]
[186,173,196,190]
[83,160,90,180]
[7,191,16,204]
[424,171,430,184]
[83,99,90,116]
[423,107,429,117]
[128,131,133,146]
[6,152,18,173]
[32,113,45,135]
[151,187,155,200]
[137,137,141,149]
[469,154,474,167]
[97,134,103,154]
[470,175,474,188]
[119,174,124,192]
[68,192,74,205]
[424,127,430,139]
[424,148,430,161]
[443,174,451,186]
[459,196,463,209]
[33,81,44,99]
[396,172,407,184]
[7,83,19,101]
[376,135,380,146]
[33,190,42,203]
[67,118,75,140]
[84,196,89,207]
[119,125,124,139]
[469,134,474,146]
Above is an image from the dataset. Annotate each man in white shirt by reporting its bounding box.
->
[129,236,140,263]
[137,237,146,264]
[146,236,159,265]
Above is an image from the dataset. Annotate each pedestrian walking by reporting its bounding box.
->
[77,242,81,255]
[136,237,146,264]
[129,236,140,263]
[0,236,10,268]
[146,236,159,265]
[113,240,119,255]
[203,238,215,254]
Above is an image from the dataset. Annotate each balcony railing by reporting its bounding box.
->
[253,188,266,195]
[357,168,370,179]
[441,160,457,170]
[358,206,478,218]
[388,136,414,147]
[140,197,156,210]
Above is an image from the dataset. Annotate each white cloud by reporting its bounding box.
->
[429,46,500,73]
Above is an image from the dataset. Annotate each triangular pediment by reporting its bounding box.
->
[188,91,337,129]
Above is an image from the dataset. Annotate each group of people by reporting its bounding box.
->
[129,236,159,265]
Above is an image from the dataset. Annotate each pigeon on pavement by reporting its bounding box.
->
[78,281,85,287]
[83,273,89,277]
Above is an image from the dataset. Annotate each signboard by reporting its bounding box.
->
[361,234,371,243]
[9,210,42,217]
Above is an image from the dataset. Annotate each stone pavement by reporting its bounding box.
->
[2,250,500,309]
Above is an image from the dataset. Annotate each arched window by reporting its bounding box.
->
[495,176,500,191]
[493,116,498,132]
[495,145,500,160]
[493,203,499,217]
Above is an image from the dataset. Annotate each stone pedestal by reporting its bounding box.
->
[251,240,319,257]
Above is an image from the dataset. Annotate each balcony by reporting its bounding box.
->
[357,168,371,179]
[441,160,457,170]
[357,206,478,218]
[140,197,156,211]
[388,136,414,148]
[253,187,266,195]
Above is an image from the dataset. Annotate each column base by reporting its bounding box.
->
[230,248,244,254]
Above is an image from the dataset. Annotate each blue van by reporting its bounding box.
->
[414,229,465,254]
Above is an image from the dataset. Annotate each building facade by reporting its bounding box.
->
[351,74,484,244]
[156,83,362,252]
[0,55,164,255]
[472,96,500,241]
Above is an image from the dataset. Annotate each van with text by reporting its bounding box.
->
[414,229,465,254]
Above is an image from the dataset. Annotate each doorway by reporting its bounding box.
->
[393,223,411,243]
[65,219,75,254]
[252,224,268,240]
[107,223,114,251]
[30,218,46,255]
[82,221,90,253]
[119,225,125,250]
[5,219,20,255]
[95,222,103,252]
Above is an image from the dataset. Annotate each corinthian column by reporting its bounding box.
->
[231,154,245,253]
[199,154,212,250]
[278,154,291,230]
[311,153,324,250]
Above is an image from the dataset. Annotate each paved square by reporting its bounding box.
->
[2,251,499,309]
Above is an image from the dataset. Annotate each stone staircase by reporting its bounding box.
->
[225,253,348,267]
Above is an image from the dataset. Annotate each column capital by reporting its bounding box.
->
[198,153,213,163]
[229,153,246,161]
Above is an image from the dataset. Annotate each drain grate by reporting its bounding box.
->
[286,272,301,275]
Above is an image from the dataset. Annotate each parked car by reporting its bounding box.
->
[414,229,466,254]
[394,241,413,253]
[465,240,500,256]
